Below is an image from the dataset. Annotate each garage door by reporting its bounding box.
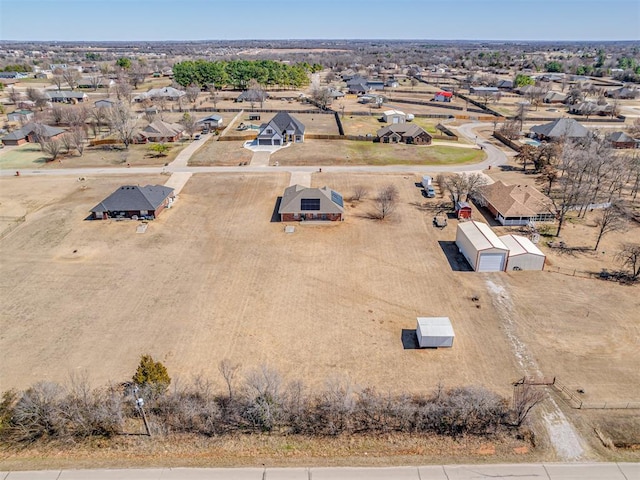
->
[477,253,505,272]
[258,139,271,145]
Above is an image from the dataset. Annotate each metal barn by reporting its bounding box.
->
[499,234,546,271]
[416,317,455,348]
[455,221,509,272]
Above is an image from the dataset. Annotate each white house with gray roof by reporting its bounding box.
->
[257,111,305,146]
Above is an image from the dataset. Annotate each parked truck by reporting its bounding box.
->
[421,175,432,188]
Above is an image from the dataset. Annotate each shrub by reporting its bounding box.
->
[132,354,171,397]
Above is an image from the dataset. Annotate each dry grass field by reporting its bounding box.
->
[1,171,637,413]
[270,140,485,166]
[188,138,253,166]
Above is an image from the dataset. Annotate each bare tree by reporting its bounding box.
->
[64,105,88,128]
[185,84,200,103]
[85,71,103,91]
[180,112,197,138]
[593,204,627,251]
[498,119,520,140]
[50,68,64,91]
[218,359,241,401]
[42,139,62,161]
[71,127,86,156]
[208,86,220,109]
[372,184,398,220]
[616,243,640,279]
[128,63,146,89]
[62,69,80,91]
[113,74,132,102]
[247,79,267,109]
[50,104,66,125]
[516,144,536,172]
[8,87,21,104]
[27,88,48,110]
[515,102,527,132]
[440,173,488,209]
[511,382,545,427]
[89,106,108,137]
[107,102,137,149]
[311,86,332,109]
[60,132,74,154]
[350,185,368,201]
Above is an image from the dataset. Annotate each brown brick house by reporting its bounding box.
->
[278,185,344,222]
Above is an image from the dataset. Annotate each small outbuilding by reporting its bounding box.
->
[455,221,509,272]
[382,109,406,124]
[455,201,473,220]
[499,234,546,271]
[416,317,455,348]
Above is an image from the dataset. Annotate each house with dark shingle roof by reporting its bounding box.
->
[1,122,65,146]
[46,90,88,103]
[376,124,432,145]
[278,185,344,222]
[530,118,590,141]
[256,111,305,146]
[90,185,175,220]
[477,181,555,226]
[606,131,638,149]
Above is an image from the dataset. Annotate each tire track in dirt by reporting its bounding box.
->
[485,277,587,461]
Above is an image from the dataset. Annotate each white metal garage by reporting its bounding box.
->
[455,221,509,272]
[416,317,455,348]
[499,234,546,271]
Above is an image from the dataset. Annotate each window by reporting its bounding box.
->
[266,128,273,134]
[300,198,321,211]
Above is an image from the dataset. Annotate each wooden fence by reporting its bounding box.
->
[89,138,121,146]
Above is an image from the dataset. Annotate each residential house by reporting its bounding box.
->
[1,122,65,146]
[376,124,432,145]
[137,120,184,143]
[46,90,88,103]
[470,86,499,94]
[235,89,269,104]
[256,111,305,146]
[134,87,185,102]
[543,91,567,104]
[606,131,638,149]
[196,114,223,130]
[568,101,613,117]
[496,79,513,90]
[90,185,175,220]
[382,109,407,124]
[0,71,29,80]
[7,109,34,123]
[605,87,638,99]
[385,79,399,88]
[477,181,555,226]
[433,91,453,102]
[94,99,115,109]
[530,118,590,141]
[78,77,115,89]
[278,185,344,222]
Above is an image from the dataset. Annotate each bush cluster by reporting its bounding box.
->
[0,364,526,444]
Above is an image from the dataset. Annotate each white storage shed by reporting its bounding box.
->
[382,109,406,124]
[416,317,455,348]
[455,221,509,272]
[499,234,546,271]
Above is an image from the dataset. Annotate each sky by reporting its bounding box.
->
[0,0,638,42]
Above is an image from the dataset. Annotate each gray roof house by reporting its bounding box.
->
[1,122,65,146]
[134,87,185,102]
[46,90,88,103]
[90,185,175,220]
[376,124,432,145]
[94,99,115,108]
[530,118,590,141]
[606,131,638,149]
[196,114,223,129]
[278,185,344,222]
[256,111,305,146]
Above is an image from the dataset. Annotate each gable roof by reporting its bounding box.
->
[435,91,453,97]
[499,234,545,257]
[90,185,174,213]
[530,118,589,138]
[1,122,64,141]
[264,111,305,136]
[544,91,567,102]
[607,131,637,143]
[479,181,553,218]
[46,90,87,100]
[278,185,344,215]
[377,124,430,138]
[140,120,183,139]
[457,221,509,251]
[196,114,222,124]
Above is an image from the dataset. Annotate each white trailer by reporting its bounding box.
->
[455,221,509,272]
[421,175,433,188]
[416,317,455,348]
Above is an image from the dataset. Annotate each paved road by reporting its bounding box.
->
[1,463,637,479]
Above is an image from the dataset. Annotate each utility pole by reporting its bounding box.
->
[133,386,152,436]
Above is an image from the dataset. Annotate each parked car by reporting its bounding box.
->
[194,134,201,140]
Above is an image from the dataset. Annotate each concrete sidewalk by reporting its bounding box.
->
[1,463,637,479]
